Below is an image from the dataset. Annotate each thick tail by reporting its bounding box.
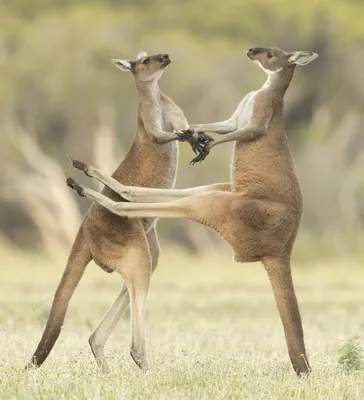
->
[26,226,92,369]
[262,256,311,375]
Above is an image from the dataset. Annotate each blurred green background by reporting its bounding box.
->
[1,0,364,262]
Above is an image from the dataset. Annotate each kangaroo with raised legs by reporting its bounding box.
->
[67,47,318,375]
[26,50,210,372]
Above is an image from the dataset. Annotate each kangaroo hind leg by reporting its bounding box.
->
[89,233,154,372]
[121,246,152,370]
[89,283,130,372]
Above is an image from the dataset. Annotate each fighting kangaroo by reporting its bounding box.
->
[26,50,210,371]
[67,47,318,375]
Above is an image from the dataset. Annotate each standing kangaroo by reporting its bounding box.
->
[66,47,318,375]
[26,50,209,371]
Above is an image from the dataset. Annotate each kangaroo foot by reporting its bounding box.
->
[130,350,149,371]
[67,154,93,177]
[66,176,85,197]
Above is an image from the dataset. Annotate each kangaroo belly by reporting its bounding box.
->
[86,137,178,272]
[231,133,301,208]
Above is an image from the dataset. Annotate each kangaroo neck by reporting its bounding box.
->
[135,79,161,104]
[261,65,296,98]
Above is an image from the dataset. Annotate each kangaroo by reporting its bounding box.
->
[66,47,318,375]
[26,50,210,371]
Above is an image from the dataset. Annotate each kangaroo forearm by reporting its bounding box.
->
[192,121,235,134]
[149,131,179,145]
[209,126,264,149]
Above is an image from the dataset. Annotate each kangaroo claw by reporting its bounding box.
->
[189,148,210,165]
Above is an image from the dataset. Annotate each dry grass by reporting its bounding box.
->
[0,248,364,399]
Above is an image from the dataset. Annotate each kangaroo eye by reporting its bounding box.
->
[267,51,273,59]
[143,58,149,65]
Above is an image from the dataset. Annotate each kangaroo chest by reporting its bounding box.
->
[139,106,179,232]
[236,91,256,129]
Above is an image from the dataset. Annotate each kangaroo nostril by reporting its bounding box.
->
[163,54,169,59]
[248,48,254,52]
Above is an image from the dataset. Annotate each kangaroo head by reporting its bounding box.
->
[247,47,318,75]
[110,51,171,82]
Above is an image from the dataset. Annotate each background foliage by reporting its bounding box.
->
[1,0,364,260]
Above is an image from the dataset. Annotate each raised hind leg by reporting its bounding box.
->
[67,156,230,202]
[89,229,159,372]
[66,176,234,221]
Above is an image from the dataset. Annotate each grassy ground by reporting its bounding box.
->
[0,248,364,399]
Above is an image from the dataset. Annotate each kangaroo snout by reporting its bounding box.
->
[247,47,268,59]
[246,48,256,59]
[160,54,171,65]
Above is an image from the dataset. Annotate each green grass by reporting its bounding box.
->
[338,337,364,372]
[0,248,364,399]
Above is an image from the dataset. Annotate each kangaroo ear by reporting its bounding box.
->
[288,51,319,66]
[136,50,148,60]
[110,59,133,71]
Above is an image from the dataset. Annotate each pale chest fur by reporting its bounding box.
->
[159,104,179,187]
[236,91,256,129]
[138,100,179,231]
[139,96,179,184]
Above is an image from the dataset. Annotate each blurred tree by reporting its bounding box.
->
[1,0,364,259]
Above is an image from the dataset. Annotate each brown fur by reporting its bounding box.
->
[26,51,197,371]
[67,47,318,375]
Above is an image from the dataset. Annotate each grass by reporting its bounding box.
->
[338,337,364,372]
[0,247,364,399]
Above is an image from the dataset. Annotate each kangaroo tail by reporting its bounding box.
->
[26,226,92,368]
[262,257,310,375]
